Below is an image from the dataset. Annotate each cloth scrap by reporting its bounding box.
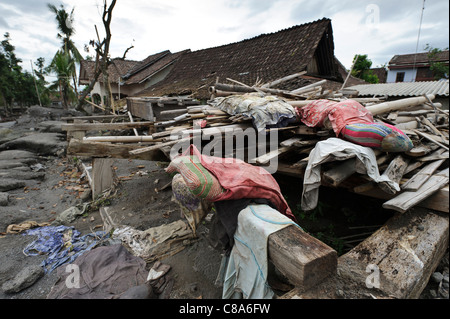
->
[23,225,109,273]
[209,94,297,131]
[301,138,400,211]
[222,204,299,299]
[6,220,50,234]
[47,245,149,299]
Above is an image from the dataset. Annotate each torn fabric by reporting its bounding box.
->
[222,204,298,299]
[209,94,297,131]
[301,138,400,211]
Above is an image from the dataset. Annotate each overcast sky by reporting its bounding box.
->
[1,0,448,77]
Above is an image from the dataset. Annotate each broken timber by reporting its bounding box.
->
[281,207,449,299]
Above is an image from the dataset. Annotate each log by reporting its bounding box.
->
[339,208,449,299]
[365,95,435,116]
[67,139,167,161]
[382,168,449,213]
[268,224,337,290]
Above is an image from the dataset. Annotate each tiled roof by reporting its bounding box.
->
[78,50,188,85]
[125,50,190,84]
[389,50,449,68]
[346,79,449,97]
[135,18,340,99]
[79,58,140,85]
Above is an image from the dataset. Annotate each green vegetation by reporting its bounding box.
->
[351,54,380,84]
[425,44,449,80]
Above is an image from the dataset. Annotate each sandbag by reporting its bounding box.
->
[166,155,224,201]
[341,122,413,152]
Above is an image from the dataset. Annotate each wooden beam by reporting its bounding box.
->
[268,225,337,291]
[61,121,155,132]
[339,208,449,299]
[67,139,167,161]
[280,207,449,299]
[365,95,435,116]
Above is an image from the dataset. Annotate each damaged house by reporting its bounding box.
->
[63,18,448,300]
[78,49,189,105]
[133,18,363,101]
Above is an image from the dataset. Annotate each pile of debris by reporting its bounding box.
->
[64,76,449,215]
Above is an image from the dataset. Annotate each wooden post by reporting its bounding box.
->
[268,225,337,291]
[91,158,115,200]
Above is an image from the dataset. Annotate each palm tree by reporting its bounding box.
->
[47,3,83,98]
[47,50,76,109]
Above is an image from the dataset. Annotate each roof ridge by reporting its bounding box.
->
[189,17,331,53]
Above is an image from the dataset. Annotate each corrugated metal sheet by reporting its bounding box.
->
[346,80,449,97]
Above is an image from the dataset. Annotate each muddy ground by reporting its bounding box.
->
[0,105,447,301]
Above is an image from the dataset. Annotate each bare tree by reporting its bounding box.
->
[77,0,116,113]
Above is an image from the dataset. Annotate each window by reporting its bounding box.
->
[395,72,405,82]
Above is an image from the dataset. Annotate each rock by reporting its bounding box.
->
[1,265,44,294]
[118,284,156,299]
[0,133,67,156]
[0,150,38,161]
[0,179,26,192]
[37,121,66,133]
[0,170,45,181]
[431,272,444,283]
[0,192,9,206]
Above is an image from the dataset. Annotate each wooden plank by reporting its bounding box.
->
[378,155,409,194]
[92,158,115,199]
[268,225,337,291]
[401,159,446,191]
[129,137,190,155]
[382,168,449,213]
[61,115,129,122]
[322,159,356,187]
[280,137,302,147]
[61,121,155,132]
[413,129,449,151]
[67,139,167,161]
[128,98,154,121]
[252,146,292,165]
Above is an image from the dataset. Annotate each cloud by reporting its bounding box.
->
[0,0,448,75]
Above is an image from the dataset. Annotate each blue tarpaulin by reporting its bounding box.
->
[23,225,109,273]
